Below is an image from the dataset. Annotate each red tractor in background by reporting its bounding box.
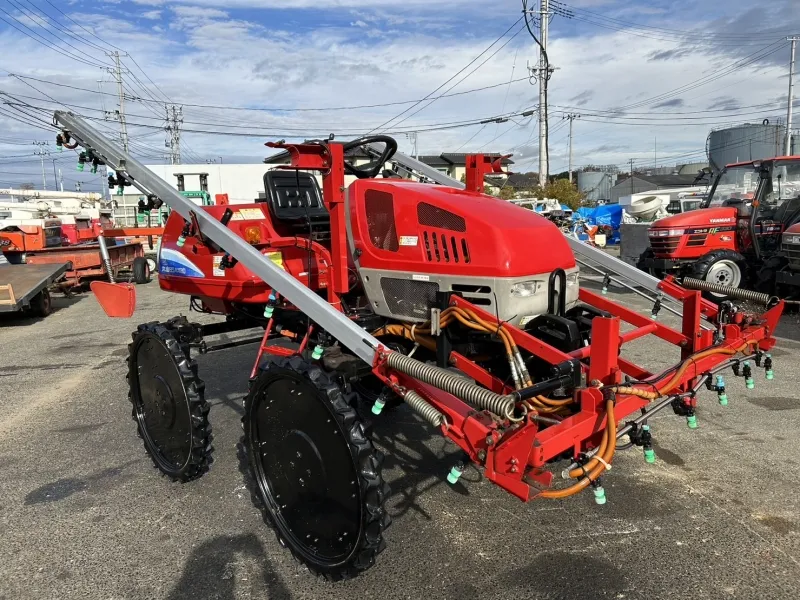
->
[638,157,800,300]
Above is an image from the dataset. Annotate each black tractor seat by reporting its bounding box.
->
[773,196,800,228]
[261,170,330,235]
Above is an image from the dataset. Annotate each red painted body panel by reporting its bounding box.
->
[651,207,737,229]
[349,179,576,277]
[158,203,333,305]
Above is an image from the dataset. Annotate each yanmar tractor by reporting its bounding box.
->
[55,112,785,581]
[638,157,800,299]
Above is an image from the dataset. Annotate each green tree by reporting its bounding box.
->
[527,178,584,210]
[496,186,516,200]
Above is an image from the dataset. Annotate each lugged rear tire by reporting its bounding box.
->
[240,356,391,580]
[127,320,213,482]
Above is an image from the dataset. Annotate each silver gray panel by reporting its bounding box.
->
[359,267,579,325]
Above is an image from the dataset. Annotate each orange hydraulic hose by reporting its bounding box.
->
[372,324,438,352]
[565,342,757,482]
[539,399,617,499]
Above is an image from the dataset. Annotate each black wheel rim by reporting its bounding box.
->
[250,373,361,564]
[132,334,193,473]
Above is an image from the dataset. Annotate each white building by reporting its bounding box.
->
[112,151,511,225]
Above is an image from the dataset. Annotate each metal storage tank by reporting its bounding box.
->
[577,171,617,203]
[707,122,785,172]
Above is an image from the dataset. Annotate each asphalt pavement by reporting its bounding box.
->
[1,280,799,600]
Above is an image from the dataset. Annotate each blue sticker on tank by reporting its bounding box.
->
[158,248,205,278]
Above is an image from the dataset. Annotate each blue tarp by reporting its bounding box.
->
[574,204,623,244]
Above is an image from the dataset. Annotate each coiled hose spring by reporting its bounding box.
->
[402,389,446,428]
[386,352,515,418]
[681,277,776,306]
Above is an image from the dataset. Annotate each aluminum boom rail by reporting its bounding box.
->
[53,111,378,364]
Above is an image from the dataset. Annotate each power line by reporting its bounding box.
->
[380,24,527,133]
[0,6,109,68]
[7,72,532,113]
[365,15,526,134]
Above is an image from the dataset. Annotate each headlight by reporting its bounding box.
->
[511,280,542,297]
[566,271,579,286]
[786,235,800,245]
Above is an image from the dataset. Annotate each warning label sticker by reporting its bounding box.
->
[412,274,430,282]
[399,236,418,246]
[230,208,264,221]
[212,255,224,277]
[265,252,285,270]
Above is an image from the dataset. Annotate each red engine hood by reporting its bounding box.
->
[649,207,738,230]
[786,222,800,234]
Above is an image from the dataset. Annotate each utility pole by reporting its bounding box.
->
[405,132,418,159]
[629,158,635,196]
[51,159,62,191]
[32,141,49,191]
[537,0,551,187]
[786,37,798,156]
[165,104,183,165]
[105,51,129,153]
[565,113,580,183]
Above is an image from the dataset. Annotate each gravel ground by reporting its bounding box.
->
[0,279,799,600]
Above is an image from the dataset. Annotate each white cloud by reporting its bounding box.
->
[172,6,229,18]
[142,10,162,19]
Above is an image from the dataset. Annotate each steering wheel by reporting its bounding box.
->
[341,135,398,179]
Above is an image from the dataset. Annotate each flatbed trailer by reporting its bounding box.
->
[0,262,68,317]
[23,242,146,288]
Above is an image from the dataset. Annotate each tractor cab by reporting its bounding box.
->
[639,157,800,298]
[701,158,800,251]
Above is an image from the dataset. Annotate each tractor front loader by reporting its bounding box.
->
[53,111,784,581]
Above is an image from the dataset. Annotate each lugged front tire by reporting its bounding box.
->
[240,356,391,580]
[127,320,213,482]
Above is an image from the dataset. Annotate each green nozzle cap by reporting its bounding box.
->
[644,448,656,463]
[76,163,84,172]
[446,465,463,485]
[311,345,323,360]
[766,370,774,380]
[601,287,608,296]
[176,236,185,248]
[718,393,728,406]
[593,486,607,505]
[746,378,755,390]
[687,415,698,429]
[371,398,386,416]
[263,305,274,318]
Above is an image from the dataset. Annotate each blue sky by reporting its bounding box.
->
[0,0,798,191]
